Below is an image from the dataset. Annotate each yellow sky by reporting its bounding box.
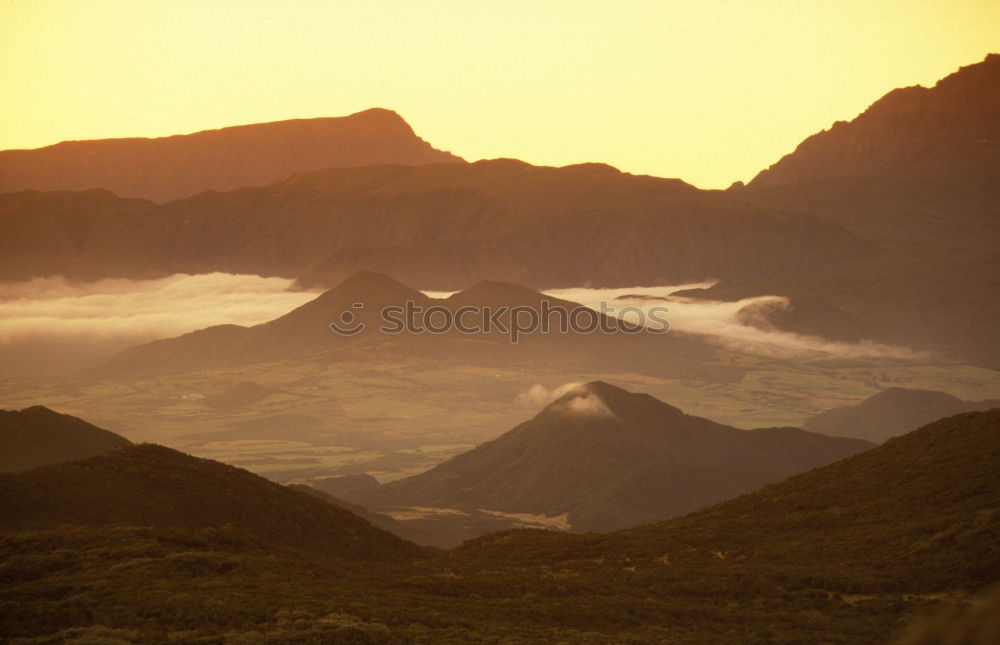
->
[1,0,997,188]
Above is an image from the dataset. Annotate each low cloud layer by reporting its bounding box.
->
[0,273,317,377]
[545,285,926,361]
[1,275,926,379]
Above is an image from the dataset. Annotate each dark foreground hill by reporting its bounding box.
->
[2,410,994,643]
[0,442,427,562]
[0,108,463,202]
[803,387,1000,443]
[453,410,1000,591]
[349,381,873,537]
[0,406,131,472]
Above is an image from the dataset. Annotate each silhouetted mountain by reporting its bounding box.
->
[0,442,426,561]
[0,159,865,285]
[705,56,1000,365]
[101,272,722,380]
[2,59,997,366]
[349,382,872,534]
[0,406,131,472]
[751,54,999,190]
[744,54,1000,251]
[454,409,1000,592]
[803,387,1000,443]
[0,108,463,202]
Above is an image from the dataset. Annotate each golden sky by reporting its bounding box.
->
[1,0,997,188]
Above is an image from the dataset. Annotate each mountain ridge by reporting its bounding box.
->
[99,272,719,379]
[0,440,428,561]
[0,108,464,202]
[0,405,132,472]
[749,53,1000,189]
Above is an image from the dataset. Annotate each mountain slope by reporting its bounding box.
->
[750,54,999,190]
[351,381,873,533]
[743,54,1000,252]
[0,406,131,472]
[100,272,722,380]
[0,442,427,561]
[455,409,1000,591]
[0,158,866,286]
[803,387,1000,443]
[0,108,463,202]
[1,411,995,644]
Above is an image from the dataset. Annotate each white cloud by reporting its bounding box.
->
[563,391,616,418]
[0,273,319,376]
[516,382,583,408]
[544,284,926,360]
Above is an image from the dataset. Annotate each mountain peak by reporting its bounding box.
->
[448,280,547,305]
[258,271,428,342]
[0,109,464,202]
[356,381,871,538]
[748,53,1000,188]
[547,380,682,420]
[338,107,417,135]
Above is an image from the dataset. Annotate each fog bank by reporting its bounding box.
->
[0,273,317,377]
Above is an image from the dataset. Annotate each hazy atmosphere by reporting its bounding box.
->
[3,0,998,187]
[1,1,997,643]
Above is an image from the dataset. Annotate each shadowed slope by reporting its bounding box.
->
[454,409,1000,591]
[750,54,1000,190]
[0,406,131,472]
[352,381,872,533]
[0,442,427,561]
[745,54,1000,252]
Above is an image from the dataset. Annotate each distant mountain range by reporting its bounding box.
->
[0,108,462,202]
[803,387,1000,443]
[0,55,997,367]
[346,381,873,540]
[0,406,131,472]
[100,271,722,380]
[0,160,860,286]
